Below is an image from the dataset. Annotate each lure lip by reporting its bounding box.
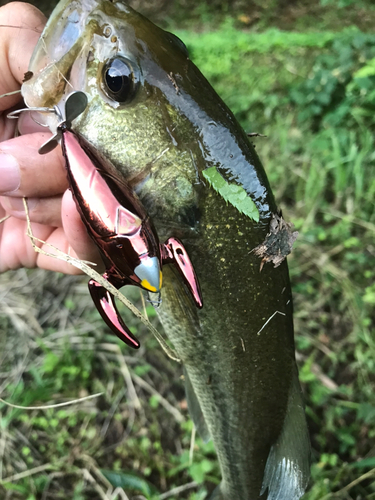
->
[134,256,162,293]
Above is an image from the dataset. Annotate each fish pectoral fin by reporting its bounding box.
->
[88,278,140,349]
[163,237,203,309]
[260,367,311,500]
[184,367,211,444]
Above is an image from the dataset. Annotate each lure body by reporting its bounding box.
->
[60,126,202,348]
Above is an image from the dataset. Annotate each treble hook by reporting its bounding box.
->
[7,91,88,154]
[7,105,56,128]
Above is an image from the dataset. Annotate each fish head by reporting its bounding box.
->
[22,0,202,231]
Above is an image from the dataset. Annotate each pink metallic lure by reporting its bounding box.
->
[59,125,202,348]
[10,92,203,348]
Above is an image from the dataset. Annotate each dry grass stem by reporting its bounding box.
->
[140,290,148,318]
[321,468,375,499]
[189,425,196,465]
[40,472,65,500]
[88,461,115,490]
[100,388,126,437]
[0,215,10,224]
[295,353,338,391]
[0,462,55,484]
[86,464,130,500]
[82,468,112,500]
[0,90,21,99]
[22,197,180,362]
[321,207,375,234]
[116,350,142,410]
[0,392,103,410]
[159,480,199,499]
[132,373,184,423]
[256,310,286,336]
[108,487,130,500]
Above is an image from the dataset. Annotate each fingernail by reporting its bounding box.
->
[0,153,21,193]
[6,197,39,212]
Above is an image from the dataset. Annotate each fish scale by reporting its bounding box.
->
[22,0,311,498]
[157,195,295,498]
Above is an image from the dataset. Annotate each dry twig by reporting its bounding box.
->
[0,392,103,410]
[0,215,11,225]
[159,481,199,499]
[132,373,184,423]
[0,90,21,99]
[0,462,56,484]
[320,468,375,499]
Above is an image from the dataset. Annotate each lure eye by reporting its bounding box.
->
[102,57,139,103]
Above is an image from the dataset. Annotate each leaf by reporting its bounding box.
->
[43,353,60,374]
[350,457,375,469]
[189,459,214,484]
[202,167,260,222]
[100,470,159,498]
[357,403,375,423]
[353,57,375,79]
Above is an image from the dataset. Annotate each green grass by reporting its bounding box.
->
[2,5,375,500]
[183,25,375,499]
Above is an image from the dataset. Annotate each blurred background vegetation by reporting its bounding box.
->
[1,0,375,498]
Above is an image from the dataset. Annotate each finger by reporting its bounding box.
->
[0,194,62,227]
[0,133,67,196]
[0,216,53,271]
[61,190,104,269]
[0,216,83,274]
[18,112,51,135]
[0,195,103,274]
[36,226,94,275]
[0,3,46,110]
[0,114,17,142]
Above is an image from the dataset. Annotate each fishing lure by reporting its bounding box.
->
[9,92,203,348]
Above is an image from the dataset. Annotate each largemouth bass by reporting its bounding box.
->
[22,1,311,498]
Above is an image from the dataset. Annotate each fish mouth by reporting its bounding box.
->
[21,0,122,132]
[21,0,97,131]
[23,0,97,101]
[29,0,98,75]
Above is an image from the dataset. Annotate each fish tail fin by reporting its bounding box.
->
[260,366,311,500]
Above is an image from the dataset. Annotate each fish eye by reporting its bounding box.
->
[102,57,139,103]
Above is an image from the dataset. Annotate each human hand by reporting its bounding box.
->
[0,2,101,274]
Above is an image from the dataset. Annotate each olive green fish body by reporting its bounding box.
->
[22,2,310,498]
